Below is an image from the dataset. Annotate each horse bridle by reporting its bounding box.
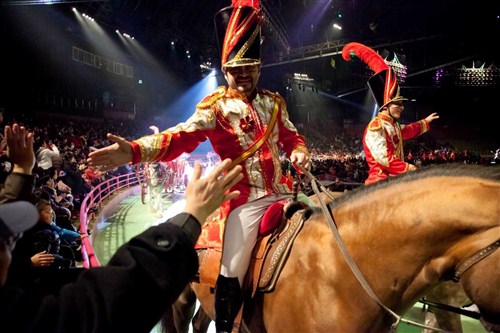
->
[453,239,500,282]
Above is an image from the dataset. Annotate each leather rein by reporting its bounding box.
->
[294,164,500,332]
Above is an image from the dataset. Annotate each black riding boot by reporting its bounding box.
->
[214,275,243,333]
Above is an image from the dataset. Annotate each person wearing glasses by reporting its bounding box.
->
[342,42,439,185]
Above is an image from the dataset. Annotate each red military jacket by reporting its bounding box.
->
[130,86,308,247]
[363,113,430,184]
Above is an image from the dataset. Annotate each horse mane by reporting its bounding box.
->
[329,164,500,209]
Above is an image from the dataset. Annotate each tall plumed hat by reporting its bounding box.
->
[215,0,262,69]
[342,42,407,110]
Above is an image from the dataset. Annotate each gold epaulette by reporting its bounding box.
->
[260,89,278,98]
[367,117,381,131]
[196,86,227,109]
[261,89,285,103]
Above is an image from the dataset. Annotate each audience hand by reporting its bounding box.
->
[87,133,133,172]
[31,252,55,267]
[4,124,35,175]
[183,158,243,224]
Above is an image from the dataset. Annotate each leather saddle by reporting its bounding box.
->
[195,198,310,295]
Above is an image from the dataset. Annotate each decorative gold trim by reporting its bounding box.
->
[234,25,259,61]
[229,98,280,169]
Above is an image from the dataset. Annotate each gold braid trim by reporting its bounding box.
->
[234,25,259,62]
[229,97,279,169]
[196,87,226,109]
[222,8,242,64]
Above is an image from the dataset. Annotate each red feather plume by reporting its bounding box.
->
[342,42,388,74]
[232,0,260,10]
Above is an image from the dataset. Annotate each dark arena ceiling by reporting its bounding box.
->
[3,0,499,84]
[1,0,499,140]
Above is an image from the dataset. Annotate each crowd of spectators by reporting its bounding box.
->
[0,112,245,333]
[0,111,142,276]
[1,110,496,201]
[298,126,496,193]
[0,109,497,274]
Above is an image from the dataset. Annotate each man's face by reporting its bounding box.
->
[224,65,261,97]
[386,101,404,119]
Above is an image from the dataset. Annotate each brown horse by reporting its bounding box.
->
[163,280,476,333]
[164,163,500,333]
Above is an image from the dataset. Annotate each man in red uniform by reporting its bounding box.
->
[87,1,310,331]
[342,42,439,184]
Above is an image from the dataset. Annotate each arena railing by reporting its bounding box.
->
[79,171,141,268]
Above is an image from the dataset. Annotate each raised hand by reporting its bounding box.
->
[182,158,243,224]
[87,133,133,172]
[4,124,35,174]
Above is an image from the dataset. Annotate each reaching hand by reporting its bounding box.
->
[183,158,243,224]
[87,133,133,172]
[4,124,35,175]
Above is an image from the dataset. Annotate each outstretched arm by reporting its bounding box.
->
[86,133,133,172]
[27,158,242,333]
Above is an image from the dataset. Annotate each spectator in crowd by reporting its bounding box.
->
[35,139,60,176]
[1,120,244,332]
[328,177,347,192]
[59,152,90,207]
[0,123,39,289]
[7,198,84,293]
[342,42,439,184]
[0,123,36,205]
[87,2,310,332]
[34,174,74,231]
[81,163,102,188]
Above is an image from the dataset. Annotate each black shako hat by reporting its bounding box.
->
[215,0,262,70]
